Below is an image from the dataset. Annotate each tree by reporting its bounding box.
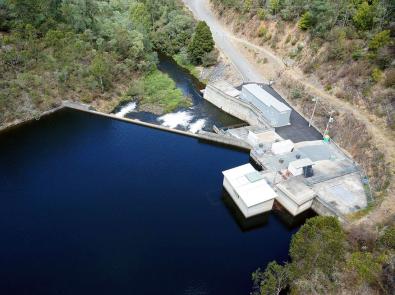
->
[130,2,151,31]
[252,262,289,295]
[61,0,98,32]
[289,216,346,285]
[187,21,215,65]
[90,53,112,92]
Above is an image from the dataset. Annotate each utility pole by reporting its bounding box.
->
[324,110,335,135]
[309,97,318,127]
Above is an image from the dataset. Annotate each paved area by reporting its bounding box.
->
[260,84,322,143]
[234,83,322,143]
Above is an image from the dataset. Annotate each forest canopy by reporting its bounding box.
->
[0,0,203,123]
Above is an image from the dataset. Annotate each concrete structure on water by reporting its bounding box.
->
[206,81,369,220]
[223,164,277,218]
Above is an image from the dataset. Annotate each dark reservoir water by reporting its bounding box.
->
[118,56,244,132]
[0,110,313,294]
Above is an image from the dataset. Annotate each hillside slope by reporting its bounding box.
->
[188,0,395,219]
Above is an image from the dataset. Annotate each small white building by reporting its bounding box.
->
[222,164,277,218]
[241,84,291,127]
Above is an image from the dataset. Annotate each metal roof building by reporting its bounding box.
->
[241,84,291,127]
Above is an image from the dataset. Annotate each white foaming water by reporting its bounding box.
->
[189,119,206,134]
[115,102,137,117]
[158,111,194,129]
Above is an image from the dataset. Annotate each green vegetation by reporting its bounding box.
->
[211,0,394,131]
[298,11,312,30]
[0,0,211,125]
[173,52,200,79]
[252,216,395,294]
[131,69,191,113]
[187,21,215,65]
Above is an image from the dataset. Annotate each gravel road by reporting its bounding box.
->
[182,0,264,83]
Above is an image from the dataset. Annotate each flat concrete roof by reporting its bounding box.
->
[276,177,316,205]
[212,80,240,97]
[294,141,346,162]
[243,84,291,113]
[223,164,277,207]
[313,172,367,214]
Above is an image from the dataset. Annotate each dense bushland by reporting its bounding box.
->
[0,0,216,124]
[252,216,395,294]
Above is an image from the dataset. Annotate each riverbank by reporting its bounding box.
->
[173,51,244,87]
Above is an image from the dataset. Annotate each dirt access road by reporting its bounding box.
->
[183,0,395,226]
[182,0,264,83]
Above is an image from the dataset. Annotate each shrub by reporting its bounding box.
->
[257,8,266,20]
[369,30,391,53]
[290,87,304,99]
[353,1,375,31]
[257,26,268,38]
[379,226,395,249]
[347,252,385,284]
[371,68,382,83]
[299,12,312,30]
[352,49,363,61]
[202,49,219,67]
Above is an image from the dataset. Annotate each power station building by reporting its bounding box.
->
[241,84,291,127]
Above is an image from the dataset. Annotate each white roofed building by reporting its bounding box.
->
[222,164,277,218]
[241,84,291,127]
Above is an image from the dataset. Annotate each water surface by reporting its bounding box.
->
[116,55,244,132]
[0,110,313,294]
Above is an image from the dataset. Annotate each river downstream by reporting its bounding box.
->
[113,56,243,133]
[0,109,314,294]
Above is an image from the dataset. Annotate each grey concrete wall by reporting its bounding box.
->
[312,197,349,223]
[63,102,252,151]
[203,84,270,128]
[0,100,252,151]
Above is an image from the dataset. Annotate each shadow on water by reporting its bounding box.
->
[221,191,270,232]
[221,191,316,233]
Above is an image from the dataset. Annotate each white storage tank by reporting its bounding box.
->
[241,84,291,127]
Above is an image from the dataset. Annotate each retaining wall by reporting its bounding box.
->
[203,84,270,127]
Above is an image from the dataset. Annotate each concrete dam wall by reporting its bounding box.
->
[203,84,271,128]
